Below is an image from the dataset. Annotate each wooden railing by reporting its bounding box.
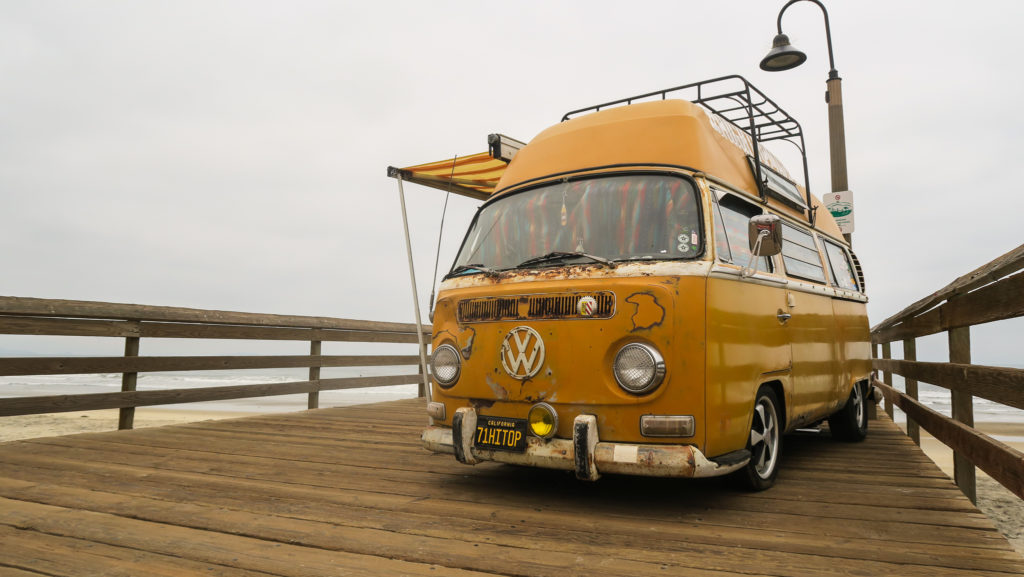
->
[0,296,428,430]
[871,244,1024,503]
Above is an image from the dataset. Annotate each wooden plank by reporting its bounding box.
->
[0,498,499,577]
[0,354,420,376]
[0,316,139,338]
[0,295,420,332]
[138,322,423,343]
[949,325,977,504]
[0,316,423,342]
[872,270,1024,343]
[872,243,1024,333]
[0,374,418,416]
[872,359,1024,411]
[874,310,942,345]
[0,524,271,577]
[874,380,1024,500]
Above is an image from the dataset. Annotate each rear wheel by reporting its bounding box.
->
[736,386,782,491]
[828,382,868,442]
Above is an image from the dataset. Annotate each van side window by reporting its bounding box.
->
[711,202,732,263]
[716,195,770,273]
[780,223,826,283]
[822,239,860,291]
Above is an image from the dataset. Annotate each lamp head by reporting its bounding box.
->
[760,33,807,72]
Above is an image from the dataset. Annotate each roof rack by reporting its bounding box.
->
[561,75,813,224]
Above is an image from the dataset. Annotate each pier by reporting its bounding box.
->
[2,398,1022,576]
[1,244,1023,575]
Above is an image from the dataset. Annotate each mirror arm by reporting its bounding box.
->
[741,230,770,278]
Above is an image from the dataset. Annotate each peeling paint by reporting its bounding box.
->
[625,291,666,331]
[442,260,712,290]
[484,375,509,400]
[459,327,476,359]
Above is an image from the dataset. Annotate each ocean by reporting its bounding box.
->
[1,371,1020,433]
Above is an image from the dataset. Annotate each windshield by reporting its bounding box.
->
[452,174,701,272]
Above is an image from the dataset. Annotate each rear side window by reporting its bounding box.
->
[715,194,771,273]
[823,240,860,291]
[781,223,826,283]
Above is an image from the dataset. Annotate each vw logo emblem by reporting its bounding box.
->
[500,326,545,380]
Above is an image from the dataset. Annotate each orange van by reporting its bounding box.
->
[394,76,871,490]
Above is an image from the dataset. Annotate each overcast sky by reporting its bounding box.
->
[2,1,1022,363]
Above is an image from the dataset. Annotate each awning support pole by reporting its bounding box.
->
[396,175,432,406]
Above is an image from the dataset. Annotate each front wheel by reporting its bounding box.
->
[736,386,782,491]
[828,381,868,442]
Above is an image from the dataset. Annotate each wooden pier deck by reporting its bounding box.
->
[1,398,1021,577]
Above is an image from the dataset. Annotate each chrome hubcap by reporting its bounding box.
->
[750,397,779,479]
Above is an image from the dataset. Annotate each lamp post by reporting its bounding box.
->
[760,0,852,245]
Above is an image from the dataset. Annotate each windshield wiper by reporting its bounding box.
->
[516,251,616,269]
[448,263,499,278]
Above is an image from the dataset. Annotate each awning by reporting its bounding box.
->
[386,134,525,200]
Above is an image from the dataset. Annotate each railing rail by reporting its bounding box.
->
[870,244,1024,502]
[0,296,429,428]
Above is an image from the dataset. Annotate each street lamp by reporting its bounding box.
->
[760,0,852,245]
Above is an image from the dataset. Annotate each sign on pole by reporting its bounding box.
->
[825,190,854,235]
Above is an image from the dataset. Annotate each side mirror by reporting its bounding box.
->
[748,214,782,256]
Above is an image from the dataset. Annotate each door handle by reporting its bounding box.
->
[777,311,792,324]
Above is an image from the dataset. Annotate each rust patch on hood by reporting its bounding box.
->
[625,291,666,331]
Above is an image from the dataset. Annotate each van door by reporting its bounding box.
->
[778,222,840,425]
[704,190,791,457]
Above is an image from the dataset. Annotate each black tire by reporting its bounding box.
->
[828,381,868,442]
[736,386,782,491]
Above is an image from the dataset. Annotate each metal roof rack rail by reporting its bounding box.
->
[561,75,813,224]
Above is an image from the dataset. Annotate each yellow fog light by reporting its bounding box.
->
[528,402,558,439]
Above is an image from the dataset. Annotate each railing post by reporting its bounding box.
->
[881,342,893,418]
[902,338,920,445]
[949,325,976,503]
[418,341,428,398]
[868,343,879,420]
[307,340,321,410]
[118,336,140,430]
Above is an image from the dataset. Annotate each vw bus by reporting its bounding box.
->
[393,76,871,490]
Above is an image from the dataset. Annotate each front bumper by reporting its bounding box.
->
[421,407,747,481]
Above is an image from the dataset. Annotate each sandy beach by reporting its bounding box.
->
[0,408,261,443]
[1,408,1022,557]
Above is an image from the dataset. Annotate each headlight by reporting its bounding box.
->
[430,344,461,387]
[613,343,665,394]
[528,402,558,439]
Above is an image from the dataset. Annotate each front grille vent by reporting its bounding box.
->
[457,292,615,323]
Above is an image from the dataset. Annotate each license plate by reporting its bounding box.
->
[475,416,527,452]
